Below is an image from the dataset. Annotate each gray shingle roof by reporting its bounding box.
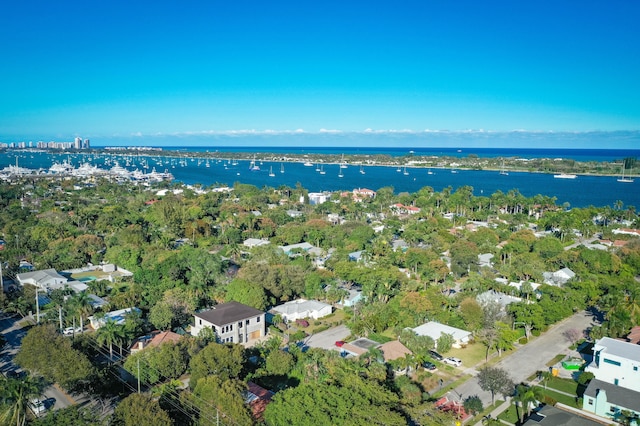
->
[195,302,264,326]
[584,378,640,412]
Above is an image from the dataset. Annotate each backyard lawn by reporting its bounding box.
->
[545,376,578,395]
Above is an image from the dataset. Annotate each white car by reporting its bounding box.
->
[443,357,462,367]
[62,326,83,336]
[29,398,46,416]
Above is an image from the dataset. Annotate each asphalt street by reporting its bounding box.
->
[1,314,76,413]
[451,310,595,407]
[303,324,351,351]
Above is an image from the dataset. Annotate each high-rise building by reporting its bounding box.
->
[83,139,90,149]
[74,137,82,149]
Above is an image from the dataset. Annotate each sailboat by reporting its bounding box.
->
[249,155,260,171]
[403,166,409,176]
[340,154,348,169]
[338,166,344,178]
[269,166,275,177]
[319,164,326,175]
[618,164,634,183]
[500,159,509,176]
[359,164,365,175]
[280,163,285,173]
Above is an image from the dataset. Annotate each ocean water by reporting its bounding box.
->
[2,148,639,209]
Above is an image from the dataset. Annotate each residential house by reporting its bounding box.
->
[476,290,523,310]
[278,242,322,257]
[340,338,380,357]
[391,239,409,252]
[412,321,472,349]
[191,301,265,344]
[271,299,332,322]
[583,337,640,422]
[130,330,182,354]
[379,340,412,362]
[543,267,576,286]
[522,405,604,426]
[243,238,270,248]
[286,210,303,218]
[89,307,141,330]
[337,288,363,307]
[245,382,274,422]
[16,269,68,292]
[308,192,331,205]
[477,253,494,268]
[612,228,640,237]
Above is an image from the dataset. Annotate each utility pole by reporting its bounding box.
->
[137,358,141,394]
[35,287,40,324]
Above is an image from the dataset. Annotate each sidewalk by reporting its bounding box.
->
[472,398,512,426]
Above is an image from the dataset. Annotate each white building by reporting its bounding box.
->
[89,307,141,330]
[16,269,68,292]
[191,301,265,344]
[271,299,332,322]
[412,321,472,349]
[583,337,640,422]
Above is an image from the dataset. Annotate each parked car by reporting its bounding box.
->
[443,357,462,367]
[62,326,83,336]
[422,361,437,371]
[335,340,345,347]
[29,398,46,416]
[428,350,444,361]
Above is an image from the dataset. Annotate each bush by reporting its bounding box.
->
[532,329,541,337]
[295,319,309,328]
[543,396,557,406]
[577,371,594,385]
[519,337,528,345]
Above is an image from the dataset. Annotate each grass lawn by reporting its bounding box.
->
[546,376,578,395]
[446,342,491,368]
[546,354,566,367]
[497,403,519,424]
[537,387,580,408]
[471,400,504,423]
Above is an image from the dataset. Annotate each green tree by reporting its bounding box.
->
[95,318,126,361]
[149,301,175,331]
[463,395,483,416]
[264,379,406,425]
[32,406,101,426]
[436,332,455,354]
[111,393,172,426]
[192,376,253,426]
[189,343,244,389]
[477,366,514,405]
[515,384,544,424]
[15,324,93,389]
[225,278,268,310]
[0,376,42,426]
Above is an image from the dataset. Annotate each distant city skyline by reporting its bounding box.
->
[1,1,639,148]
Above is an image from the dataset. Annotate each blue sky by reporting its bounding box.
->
[1,1,639,147]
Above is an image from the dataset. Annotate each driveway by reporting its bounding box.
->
[452,310,595,407]
[304,324,351,351]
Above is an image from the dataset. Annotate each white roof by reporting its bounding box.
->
[272,299,331,316]
[413,321,471,342]
[595,337,640,363]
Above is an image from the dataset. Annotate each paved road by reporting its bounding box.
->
[303,324,351,351]
[1,314,76,412]
[451,310,595,407]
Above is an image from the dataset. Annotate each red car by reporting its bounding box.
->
[335,340,345,347]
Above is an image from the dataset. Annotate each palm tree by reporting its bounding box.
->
[69,291,94,333]
[0,376,41,426]
[515,384,544,424]
[95,318,126,361]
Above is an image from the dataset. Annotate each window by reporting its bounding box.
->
[588,399,593,405]
[238,321,243,328]
[256,316,261,322]
[614,378,619,386]
[246,319,249,325]
[199,319,202,325]
[634,366,638,371]
[603,358,621,366]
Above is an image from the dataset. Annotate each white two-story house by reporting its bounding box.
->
[191,301,265,345]
[583,337,640,422]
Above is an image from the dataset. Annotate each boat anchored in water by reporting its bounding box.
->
[554,173,577,179]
